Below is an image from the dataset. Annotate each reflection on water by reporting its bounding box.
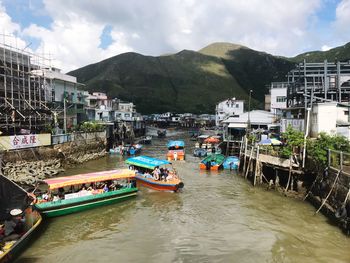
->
[17,132,350,263]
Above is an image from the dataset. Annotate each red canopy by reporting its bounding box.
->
[204,137,220,143]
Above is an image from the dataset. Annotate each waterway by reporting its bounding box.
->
[17,132,350,262]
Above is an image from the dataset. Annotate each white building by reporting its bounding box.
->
[310,103,350,138]
[216,98,244,126]
[222,110,276,140]
[267,82,287,115]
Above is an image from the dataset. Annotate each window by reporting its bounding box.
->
[276,96,286,102]
[345,111,349,116]
[236,104,239,108]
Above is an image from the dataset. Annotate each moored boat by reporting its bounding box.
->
[166,140,185,161]
[0,175,42,263]
[199,154,225,170]
[157,130,167,138]
[126,156,184,192]
[193,148,207,157]
[223,156,239,170]
[139,136,152,144]
[34,169,137,218]
[109,144,142,155]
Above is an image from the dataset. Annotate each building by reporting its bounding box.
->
[0,45,53,135]
[281,60,350,138]
[266,82,287,116]
[215,98,244,126]
[222,110,276,141]
[32,68,86,132]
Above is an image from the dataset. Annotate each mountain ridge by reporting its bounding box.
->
[69,41,350,114]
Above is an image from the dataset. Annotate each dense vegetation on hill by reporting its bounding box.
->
[69,41,350,114]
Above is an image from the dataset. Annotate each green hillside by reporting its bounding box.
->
[291,42,350,63]
[69,41,350,114]
[70,50,250,114]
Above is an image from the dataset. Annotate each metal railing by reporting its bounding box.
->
[328,149,350,174]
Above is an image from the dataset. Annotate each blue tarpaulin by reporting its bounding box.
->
[126,156,171,169]
[167,140,185,148]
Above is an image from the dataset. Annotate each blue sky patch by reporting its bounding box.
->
[99,25,113,49]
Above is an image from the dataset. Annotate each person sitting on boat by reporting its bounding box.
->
[53,195,60,202]
[152,168,159,180]
[143,171,153,179]
[1,209,25,242]
[205,161,211,170]
[173,151,178,160]
[58,187,65,199]
[103,184,109,193]
[42,191,52,202]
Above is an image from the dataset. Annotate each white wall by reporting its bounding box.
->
[270,87,287,114]
[310,103,337,137]
[216,98,244,126]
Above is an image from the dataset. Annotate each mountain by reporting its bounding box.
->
[69,41,350,114]
[291,42,350,63]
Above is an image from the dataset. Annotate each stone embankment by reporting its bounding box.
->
[1,138,106,186]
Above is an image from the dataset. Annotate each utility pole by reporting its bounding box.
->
[247,90,253,134]
[63,95,67,134]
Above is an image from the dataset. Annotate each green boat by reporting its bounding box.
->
[199,154,225,170]
[34,169,138,218]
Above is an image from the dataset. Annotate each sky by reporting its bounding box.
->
[0,0,349,72]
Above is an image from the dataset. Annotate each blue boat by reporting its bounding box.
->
[223,156,240,170]
[125,156,184,192]
[193,148,207,157]
[167,140,185,161]
[167,140,185,149]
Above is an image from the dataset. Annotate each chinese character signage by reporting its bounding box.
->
[0,134,51,150]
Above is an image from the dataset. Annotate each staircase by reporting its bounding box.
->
[225,141,241,156]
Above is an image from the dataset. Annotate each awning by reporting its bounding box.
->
[167,140,185,148]
[43,169,135,189]
[126,156,170,169]
[228,123,247,128]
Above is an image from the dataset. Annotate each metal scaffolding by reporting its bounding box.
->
[0,36,53,135]
[287,60,350,109]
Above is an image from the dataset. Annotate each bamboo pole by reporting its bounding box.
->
[254,146,259,186]
[315,170,341,214]
[245,146,254,179]
[285,155,293,192]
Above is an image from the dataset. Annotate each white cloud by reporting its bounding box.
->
[5,0,350,72]
[321,45,332,51]
[333,0,350,39]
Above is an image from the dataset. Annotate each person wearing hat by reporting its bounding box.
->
[2,209,25,241]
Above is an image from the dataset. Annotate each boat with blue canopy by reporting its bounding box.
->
[126,156,184,192]
[166,140,185,161]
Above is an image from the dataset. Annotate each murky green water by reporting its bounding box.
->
[17,132,350,263]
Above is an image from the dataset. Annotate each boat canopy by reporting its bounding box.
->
[42,169,135,190]
[126,156,170,169]
[167,140,185,148]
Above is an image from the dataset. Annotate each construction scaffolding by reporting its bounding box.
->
[0,36,53,135]
[287,60,350,109]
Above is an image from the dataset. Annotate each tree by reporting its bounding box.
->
[280,125,304,158]
[307,132,350,171]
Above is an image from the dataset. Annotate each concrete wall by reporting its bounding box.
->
[270,87,287,114]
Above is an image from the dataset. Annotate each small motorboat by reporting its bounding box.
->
[193,148,207,157]
[109,144,142,155]
[223,156,240,170]
[157,130,167,138]
[139,136,152,144]
[0,175,42,263]
[199,154,225,171]
[126,156,184,192]
[166,140,185,161]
